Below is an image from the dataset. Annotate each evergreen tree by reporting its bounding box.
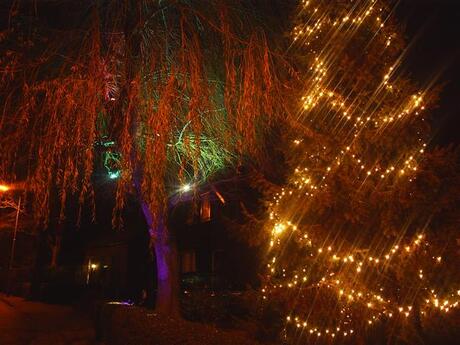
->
[263,0,460,343]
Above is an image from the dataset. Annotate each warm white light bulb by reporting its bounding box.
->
[181,184,192,192]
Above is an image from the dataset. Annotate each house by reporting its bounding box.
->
[83,189,259,301]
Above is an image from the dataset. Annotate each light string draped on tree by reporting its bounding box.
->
[262,0,459,342]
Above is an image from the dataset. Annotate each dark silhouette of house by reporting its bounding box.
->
[83,190,259,303]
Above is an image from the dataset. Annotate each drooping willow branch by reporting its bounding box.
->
[0,0,290,228]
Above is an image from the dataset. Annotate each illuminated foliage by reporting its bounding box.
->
[0,1,289,315]
[0,1,286,225]
[262,0,460,343]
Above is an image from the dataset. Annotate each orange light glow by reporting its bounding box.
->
[0,184,11,192]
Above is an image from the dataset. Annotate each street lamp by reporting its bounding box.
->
[0,183,22,295]
[0,184,10,192]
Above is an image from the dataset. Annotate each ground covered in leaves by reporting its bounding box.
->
[98,304,264,345]
[0,294,98,345]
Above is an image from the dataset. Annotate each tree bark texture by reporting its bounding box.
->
[141,200,180,316]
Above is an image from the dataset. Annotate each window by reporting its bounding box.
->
[181,250,196,273]
[200,192,211,222]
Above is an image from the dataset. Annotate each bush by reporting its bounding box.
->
[181,289,285,343]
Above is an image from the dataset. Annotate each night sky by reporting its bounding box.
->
[396,0,460,146]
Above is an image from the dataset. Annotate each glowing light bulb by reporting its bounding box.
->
[181,184,192,192]
[0,184,10,192]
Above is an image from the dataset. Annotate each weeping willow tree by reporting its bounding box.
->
[0,0,288,314]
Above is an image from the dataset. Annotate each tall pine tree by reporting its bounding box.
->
[262,0,460,343]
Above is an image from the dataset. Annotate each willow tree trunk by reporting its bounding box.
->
[124,0,180,316]
[153,217,180,315]
[140,201,180,316]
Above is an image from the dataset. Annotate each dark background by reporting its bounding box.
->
[396,0,460,146]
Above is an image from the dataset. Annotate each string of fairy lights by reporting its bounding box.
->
[264,225,460,339]
[293,0,391,44]
[262,0,459,341]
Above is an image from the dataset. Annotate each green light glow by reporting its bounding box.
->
[108,171,121,179]
[170,131,235,183]
[103,149,122,181]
